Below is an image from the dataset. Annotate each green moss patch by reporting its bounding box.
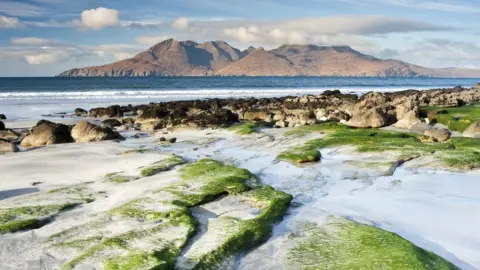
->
[423,104,480,132]
[284,122,351,137]
[161,159,253,207]
[180,186,292,269]
[139,155,185,177]
[105,172,139,184]
[118,148,154,155]
[0,203,79,234]
[288,219,458,269]
[279,128,480,169]
[227,123,260,135]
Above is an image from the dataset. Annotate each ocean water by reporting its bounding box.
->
[0,77,479,120]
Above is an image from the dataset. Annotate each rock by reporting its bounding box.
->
[242,110,272,122]
[463,121,480,138]
[273,113,286,122]
[71,121,124,143]
[314,109,327,120]
[327,110,350,122]
[0,129,20,141]
[74,108,88,117]
[169,138,177,143]
[101,119,122,129]
[347,108,387,128]
[424,127,451,142]
[159,137,167,142]
[0,114,6,120]
[20,121,74,147]
[89,105,123,118]
[0,139,19,153]
[275,121,287,128]
[122,118,135,125]
[0,121,4,131]
[410,123,433,134]
[141,120,167,132]
[394,111,421,129]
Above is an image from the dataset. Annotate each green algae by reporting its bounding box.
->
[139,155,185,177]
[186,186,293,269]
[162,159,253,207]
[227,123,259,135]
[118,148,154,155]
[423,104,480,132]
[60,206,197,270]
[279,127,480,169]
[284,122,351,137]
[0,203,79,234]
[105,173,139,184]
[278,146,322,164]
[288,219,458,270]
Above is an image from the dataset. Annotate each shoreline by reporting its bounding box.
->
[1,85,480,269]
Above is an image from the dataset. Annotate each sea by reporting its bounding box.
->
[0,77,479,120]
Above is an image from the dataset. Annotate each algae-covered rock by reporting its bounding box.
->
[288,218,458,270]
[139,155,185,177]
[347,108,387,128]
[424,127,451,142]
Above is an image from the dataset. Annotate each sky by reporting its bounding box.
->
[0,0,479,76]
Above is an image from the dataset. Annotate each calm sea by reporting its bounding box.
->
[0,77,479,119]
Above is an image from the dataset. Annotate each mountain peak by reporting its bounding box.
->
[58,39,480,78]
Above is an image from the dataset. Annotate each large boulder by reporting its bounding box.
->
[393,111,421,129]
[74,108,88,117]
[347,108,387,128]
[141,120,167,132]
[0,139,19,153]
[101,119,122,129]
[410,123,433,134]
[242,110,272,122]
[0,114,5,120]
[20,121,73,147]
[71,121,124,143]
[463,121,480,138]
[424,127,451,142]
[0,121,4,131]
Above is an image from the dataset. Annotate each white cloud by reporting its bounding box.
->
[79,7,120,30]
[136,35,171,46]
[224,26,258,43]
[24,51,71,65]
[171,17,189,30]
[0,15,23,28]
[11,37,57,46]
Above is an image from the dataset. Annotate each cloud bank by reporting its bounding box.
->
[79,7,120,30]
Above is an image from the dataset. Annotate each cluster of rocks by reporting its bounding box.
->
[0,118,124,152]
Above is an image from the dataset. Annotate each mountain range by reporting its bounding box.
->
[58,39,480,78]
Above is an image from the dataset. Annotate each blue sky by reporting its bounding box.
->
[0,0,479,76]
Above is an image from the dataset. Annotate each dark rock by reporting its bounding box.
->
[0,121,4,131]
[101,119,122,129]
[0,114,6,120]
[159,137,167,142]
[169,138,177,143]
[89,105,123,118]
[75,108,88,117]
[71,121,124,142]
[21,121,73,147]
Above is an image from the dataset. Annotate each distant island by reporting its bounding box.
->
[58,39,480,78]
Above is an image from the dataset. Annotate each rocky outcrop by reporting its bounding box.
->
[0,138,19,153]
[424,128,451,142]
[0,114,6,120]
[101,119,122,129]
[71,121,124,143]
[410,123,433,135]
[463,122,480,138]
[0,121,4,131]
[347,108,387,128]
[89,105,124,118]
[20,120,74,147]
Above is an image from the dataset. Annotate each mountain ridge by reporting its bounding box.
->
[58,39,480,78]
